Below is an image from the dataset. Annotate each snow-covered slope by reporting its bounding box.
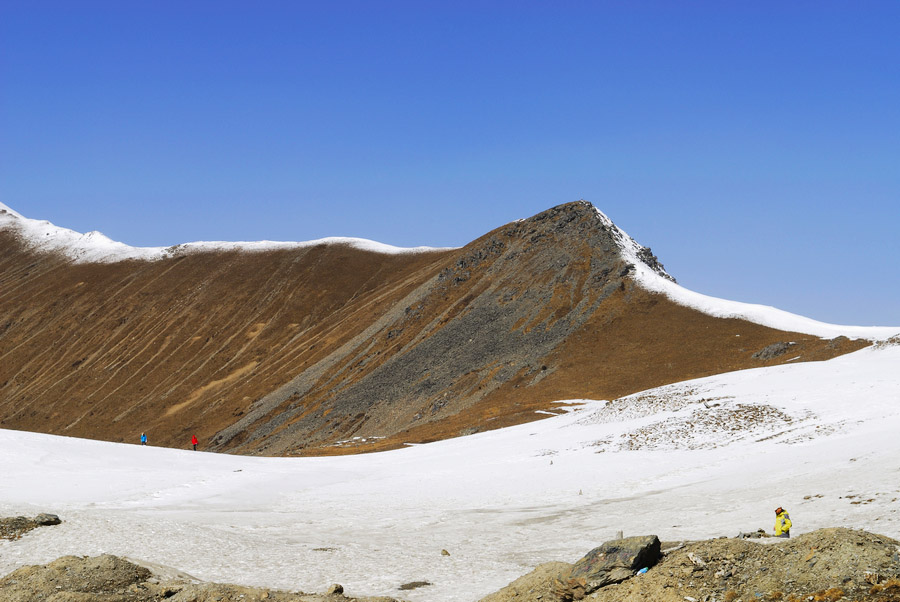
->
[2,341,899,602]
[0,201,446,260]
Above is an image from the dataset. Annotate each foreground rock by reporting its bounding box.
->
[481,528,900,601]
[0,554,401,602]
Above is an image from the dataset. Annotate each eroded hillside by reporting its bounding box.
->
[0,202,867,454]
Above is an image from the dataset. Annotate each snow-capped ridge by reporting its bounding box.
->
[0,201,450,263]
[5,200,897,340]
[574,201,898,341]
[0,203,24,219]
[630,256,898,340]
[586,202,675,282]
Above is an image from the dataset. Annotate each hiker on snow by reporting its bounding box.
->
[774,507,792,538]
[140,432,147,446]
[191,435,198,451]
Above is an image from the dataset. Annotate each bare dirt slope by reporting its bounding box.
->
[0,202,867,455]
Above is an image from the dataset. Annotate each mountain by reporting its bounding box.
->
[0,201,892,455]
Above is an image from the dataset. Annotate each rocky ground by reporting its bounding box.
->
[480,528,900,602]
[0,515,400,602]
[0,513,61,541]
[5,514,900,602]
[0,554,401,602]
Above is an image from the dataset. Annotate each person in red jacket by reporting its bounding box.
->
[191,435,198,451]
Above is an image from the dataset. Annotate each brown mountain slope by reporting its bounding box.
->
[0,202,867,455]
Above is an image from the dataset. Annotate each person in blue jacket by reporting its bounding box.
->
[140,432,147,446]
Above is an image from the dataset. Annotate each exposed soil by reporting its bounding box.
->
[480,528,900,602]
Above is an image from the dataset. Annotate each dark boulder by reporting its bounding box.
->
[553,535,660,600]
[35,513,61,526]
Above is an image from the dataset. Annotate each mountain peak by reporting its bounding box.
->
[499,200,675,283]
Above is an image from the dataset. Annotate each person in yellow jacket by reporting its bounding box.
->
[774,507,792,538]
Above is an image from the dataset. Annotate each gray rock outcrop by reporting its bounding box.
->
[552,534,660,599]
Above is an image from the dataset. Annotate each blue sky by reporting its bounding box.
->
[2,2,898,326]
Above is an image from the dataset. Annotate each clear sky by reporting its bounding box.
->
[2,2,898,326]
